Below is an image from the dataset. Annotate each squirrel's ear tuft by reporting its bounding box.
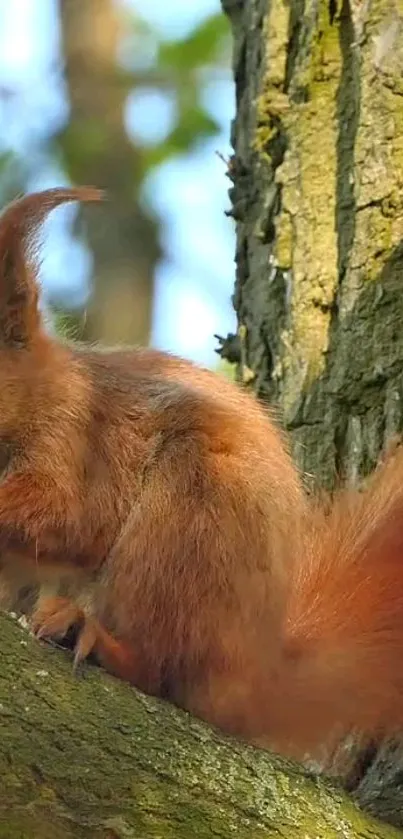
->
[0,186,104,348]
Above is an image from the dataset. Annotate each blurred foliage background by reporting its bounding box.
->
[0,0,235,366]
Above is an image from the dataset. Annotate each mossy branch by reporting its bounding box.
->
[0,612,400,838]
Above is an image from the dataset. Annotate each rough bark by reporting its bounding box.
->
[223,0,403,827]
[59,0,160,345]
[0,611,400,838]
[224,0,403,487]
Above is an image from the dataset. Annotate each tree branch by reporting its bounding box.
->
[0,612,400,838]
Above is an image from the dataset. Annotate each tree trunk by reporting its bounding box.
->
[58,0,160,346]
[223,0,403,827]
[0,611,400,838]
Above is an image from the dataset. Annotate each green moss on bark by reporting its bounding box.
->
[0,612,400,837]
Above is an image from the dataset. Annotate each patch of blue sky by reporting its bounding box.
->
[0,0,235,366]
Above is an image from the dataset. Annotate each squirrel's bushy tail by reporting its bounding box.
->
[264,448,403,760]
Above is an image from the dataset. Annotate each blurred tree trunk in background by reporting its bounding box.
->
[59,0,160,345]
[223,0,403,830]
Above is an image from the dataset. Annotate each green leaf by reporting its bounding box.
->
[142,102,220,167]
[157,14,230,73]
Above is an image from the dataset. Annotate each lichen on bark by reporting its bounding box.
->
[225,0,403,490]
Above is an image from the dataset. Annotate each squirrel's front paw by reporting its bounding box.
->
[31,595,98,670]
[31,595,84,640]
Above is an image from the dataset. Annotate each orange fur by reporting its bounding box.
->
[1,187,403,763]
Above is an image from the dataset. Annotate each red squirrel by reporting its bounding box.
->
[1,186,403,764]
